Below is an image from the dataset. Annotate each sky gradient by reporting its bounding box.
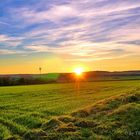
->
[0,0,140,74]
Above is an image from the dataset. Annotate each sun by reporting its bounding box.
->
[74,67,84,76]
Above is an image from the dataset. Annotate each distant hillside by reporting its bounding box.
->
[84,70,140,81]
[0,71,140,86]
[57,71,140,83]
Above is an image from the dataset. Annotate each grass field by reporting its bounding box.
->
[0,80,140,140]
[33,73,60,81]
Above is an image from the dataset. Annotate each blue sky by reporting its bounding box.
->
[0,0,140,73]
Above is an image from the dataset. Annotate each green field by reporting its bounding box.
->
[0,80,140,140]
[33,73,60,81]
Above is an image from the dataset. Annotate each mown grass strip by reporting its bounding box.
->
[13,115,43,129]
[0,117,27,136]
[0,124,12,140]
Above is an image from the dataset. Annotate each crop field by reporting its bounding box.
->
[0,80,140,140]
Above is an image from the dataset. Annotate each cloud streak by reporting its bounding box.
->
[0,0,140,62]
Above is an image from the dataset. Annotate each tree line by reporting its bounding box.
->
[0,77,55,86]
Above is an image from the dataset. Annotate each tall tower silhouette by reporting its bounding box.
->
[39,67,42,75]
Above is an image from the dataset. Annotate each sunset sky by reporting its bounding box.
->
[0,0,140,74]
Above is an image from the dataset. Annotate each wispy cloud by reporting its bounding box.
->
[0,34,23,48]
[0,49,25,55]
[0,21,10,25]
[0,0,140,62]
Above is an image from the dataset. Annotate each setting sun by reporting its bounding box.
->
[74,67,84,76]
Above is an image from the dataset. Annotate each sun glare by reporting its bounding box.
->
[74,67,84,76]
